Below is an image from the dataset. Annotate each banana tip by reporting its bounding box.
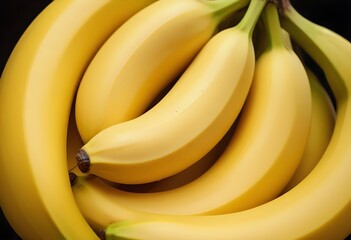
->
[76,149,90,173]
[69,172,77,186]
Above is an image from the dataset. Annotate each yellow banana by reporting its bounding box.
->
[0,0,157,239]
[283,68,336,192]
[74,0,312,216]
[75,0,250,143]
[75,0,263,185]
[71,77,231,194]
[98,2,351,239]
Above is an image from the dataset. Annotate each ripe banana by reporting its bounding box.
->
[75,0,264,185]
[282,68,336,192]
[0,0,157,239]
[74,0,312,216]
[71,78,233,194]
[75,0,250,143]
[99,2,351,239]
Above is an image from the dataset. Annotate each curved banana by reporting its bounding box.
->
[75,0,250,143]
[74,0,312,216]
[0,0,157,239]
[70,82,232,194]
[283,68,336,192]
[98,2,351,239]
[75,0,264,185]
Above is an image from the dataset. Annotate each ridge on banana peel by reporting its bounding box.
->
[96,1,351,239]
[75,0,261,185]
[73,0,313,216]
[0,0,157,239]
[282,68,336,192]
[75,0,250,143]
[116,123,236,193]
[276,29,336,193]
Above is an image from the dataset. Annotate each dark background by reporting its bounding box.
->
[1,0,351,239]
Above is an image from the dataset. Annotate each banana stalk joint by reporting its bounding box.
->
[235,0,267,37]
[208,0,251,22]
[262,1,285,49]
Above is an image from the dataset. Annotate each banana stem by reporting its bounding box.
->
[262,3,284,49]
[236,0,267,37]
[209,0,251,22]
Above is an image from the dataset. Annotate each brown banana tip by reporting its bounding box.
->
[69,172,77,186]
[76,149,91,173]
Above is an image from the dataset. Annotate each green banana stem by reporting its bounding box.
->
[280,1,350,102]
[262,3,284,49]
[209,0,250,22]
[236,0,267,37]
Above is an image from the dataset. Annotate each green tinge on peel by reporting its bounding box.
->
[235,0,267,37]
[262,3,285,49]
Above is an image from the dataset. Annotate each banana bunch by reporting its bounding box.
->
[0,0,350,239]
